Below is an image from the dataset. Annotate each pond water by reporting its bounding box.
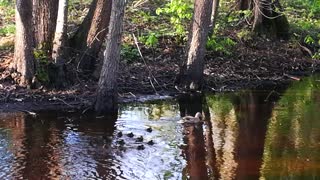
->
[1,76,320,180]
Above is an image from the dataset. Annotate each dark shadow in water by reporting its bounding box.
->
[202,96,220,180]
[232,91,275,180]
[178,93,208,180]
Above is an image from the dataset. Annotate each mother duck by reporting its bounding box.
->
[178,112,203,124]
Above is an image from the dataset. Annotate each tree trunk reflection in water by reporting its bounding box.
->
[232,92,274,179]
[178,94,208,180]
[204,91,277,179]
[0,112,117,179]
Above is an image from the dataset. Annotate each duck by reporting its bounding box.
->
[136,136,144,142]
[117,139,125,145]
[137,144,145,150]
[178,112,203,124]
[127,132,134,138]
[147,140,154,145]
[117,131,123,138]
[146,127,152,133]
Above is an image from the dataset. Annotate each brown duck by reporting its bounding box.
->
[178,112,203,124]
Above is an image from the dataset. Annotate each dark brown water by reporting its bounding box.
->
[1,76,320,179]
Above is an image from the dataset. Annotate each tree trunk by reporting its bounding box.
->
[180,0,213,91]
[71,0,112,73]
[32,0,59,54]
[237,0,252,10]
[14,0,36,86]
[94,0,126,115]
[52,0,68,88]
[70,0,98,50]
[252,0,289,39]
[208,0,220,36]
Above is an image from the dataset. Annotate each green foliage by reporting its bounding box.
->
[139,32,159,48]
[120,44,140,63]
[34,49,50,83]
[227,10,252,24]
[284,0,320,18]
[0,0,15,36]
[156,0,193,36]
[284,0,320,35]
[237,29,252,41]
[0,0,12,6]
[304,34,320,60]
[0,24,15,36]
[134,11,157,24]
[206,35,236,55]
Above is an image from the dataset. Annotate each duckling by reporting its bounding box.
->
[136,136,144,142]
[117,139,125,145]
[147,140,154,145]
[127,132,134,138]
[178,112,203,124]
[137,144,145,150]
[146,127,152,133]
[117,131,123,138]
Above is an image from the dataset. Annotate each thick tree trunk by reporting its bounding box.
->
[14,0,36,86]
[94,0,126,115]
[71,0,112,73]
[52,0,68,88]
[180,0,213,91]
[253,0,289,39]
[32,0,59,54]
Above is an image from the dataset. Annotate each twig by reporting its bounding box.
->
[284,73,300,81]
[132,33,160,94]
[298,42,313,57]
[52,97,74,108]
[264,90,276,102]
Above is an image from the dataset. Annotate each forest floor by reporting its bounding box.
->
[1,35,319,112]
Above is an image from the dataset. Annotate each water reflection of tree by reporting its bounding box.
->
[206,94,238,180]
[0,112,118,179]
[205,91,274,180]
[261,76,320,179]
[0,113,27,178]
[179,93,208,180]
[232,92,273,180]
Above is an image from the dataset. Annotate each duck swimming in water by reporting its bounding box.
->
[178,112,203,124]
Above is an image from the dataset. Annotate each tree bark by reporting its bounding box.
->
[52,0,69,88]
[32,0,59,54]
[208,0,220,36]
[70,0,98,51]
[237,0,252,10]
[94,0,126,115]
[180,0,213,91]
[71,0,112,73]
[252,0,289,39]
[14,0,36,86]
